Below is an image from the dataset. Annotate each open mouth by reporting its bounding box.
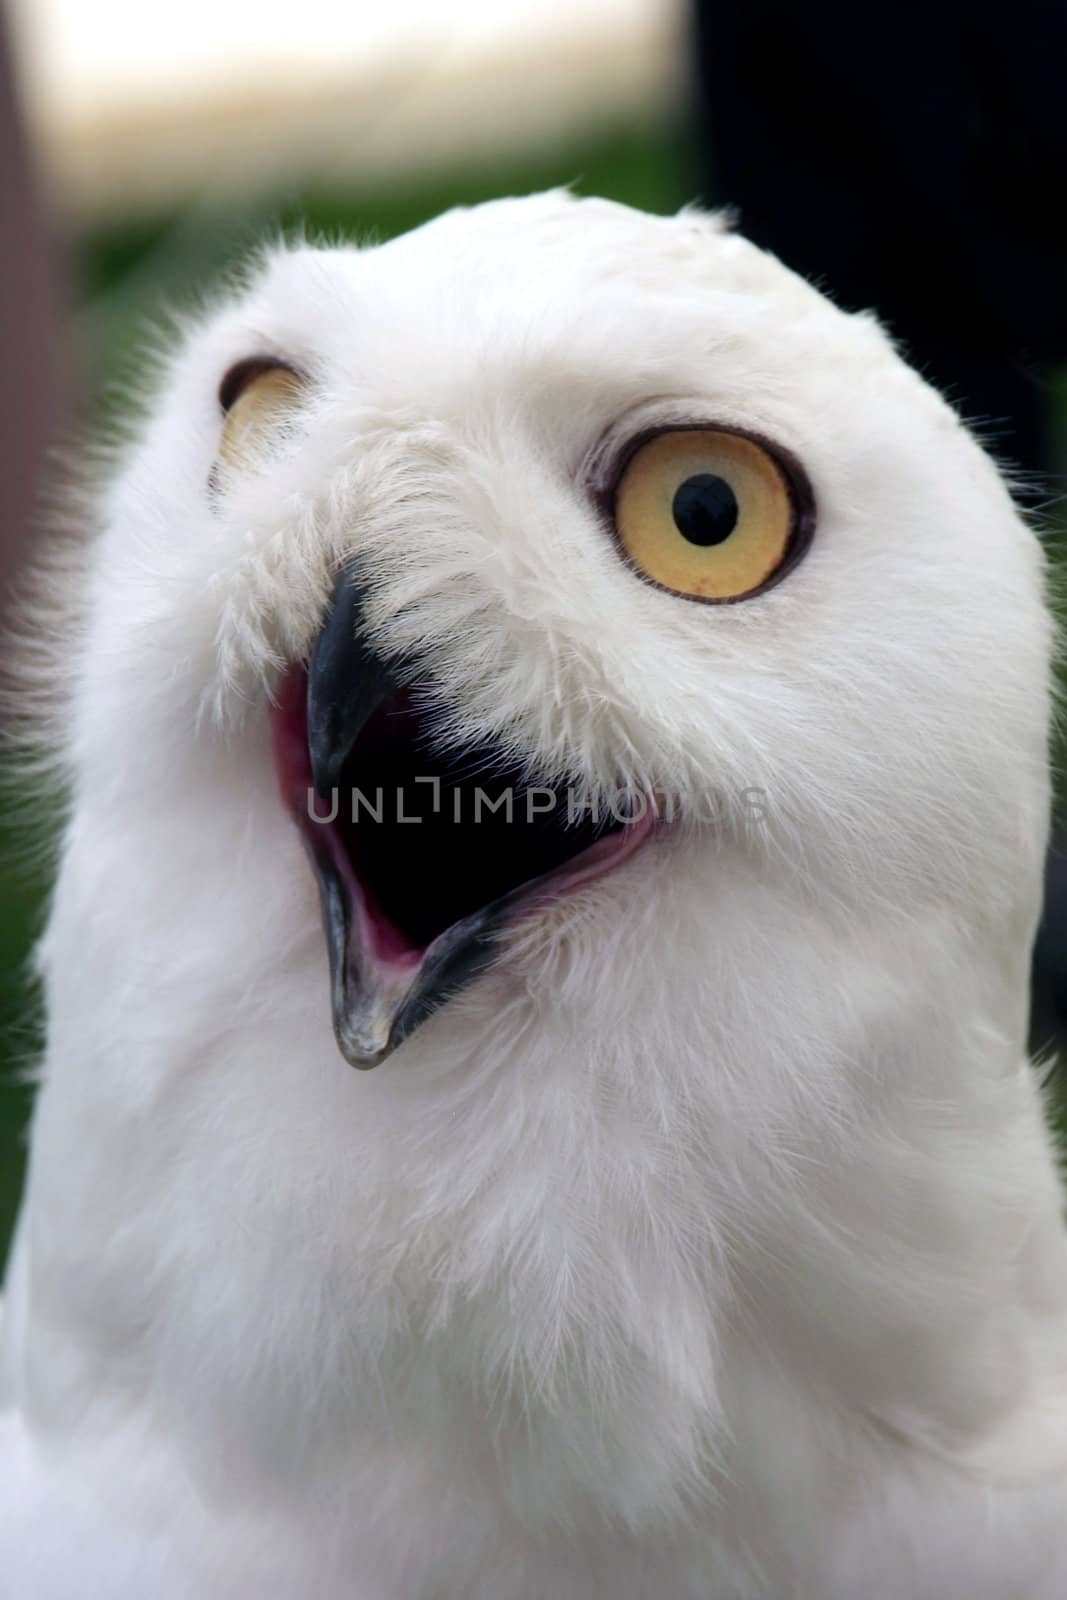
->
[272,569,654,1068]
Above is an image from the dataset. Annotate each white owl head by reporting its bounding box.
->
[65,189,1051,1075]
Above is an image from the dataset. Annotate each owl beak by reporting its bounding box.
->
[274,567,508,1069]
[273,567,654,1071]
[299,822,503,1070]
[305,567,396,800]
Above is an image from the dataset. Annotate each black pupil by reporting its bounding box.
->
[671,473,739,547]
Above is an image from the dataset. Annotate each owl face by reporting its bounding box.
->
[85,192,1051,1069]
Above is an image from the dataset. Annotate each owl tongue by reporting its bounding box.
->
[271,569,653,1070]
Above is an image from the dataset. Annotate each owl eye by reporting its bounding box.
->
[217,358,306,471]
[611,428,811,602]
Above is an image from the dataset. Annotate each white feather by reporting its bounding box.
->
[2,191,1066,1597]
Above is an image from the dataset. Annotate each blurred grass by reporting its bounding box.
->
[0,805,43,1253]
[0,119,693,1262]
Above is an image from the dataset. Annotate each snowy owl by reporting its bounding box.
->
[2,190,1067,1599]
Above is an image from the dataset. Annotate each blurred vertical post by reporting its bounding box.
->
[0,10,62,614]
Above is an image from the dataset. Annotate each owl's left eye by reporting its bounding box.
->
[611,427,812,602]
[217,358,306,471]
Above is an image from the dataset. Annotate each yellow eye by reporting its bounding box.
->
[612,428,807,602]
[217,359,306,472]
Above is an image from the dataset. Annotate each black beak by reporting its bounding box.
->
[307,566,397,799]
[291,566,647,1071]
[301,568,503,1068]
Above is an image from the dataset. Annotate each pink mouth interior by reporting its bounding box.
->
[272,664,653,967]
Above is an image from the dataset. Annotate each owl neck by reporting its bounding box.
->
[15,778,1067,1525]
